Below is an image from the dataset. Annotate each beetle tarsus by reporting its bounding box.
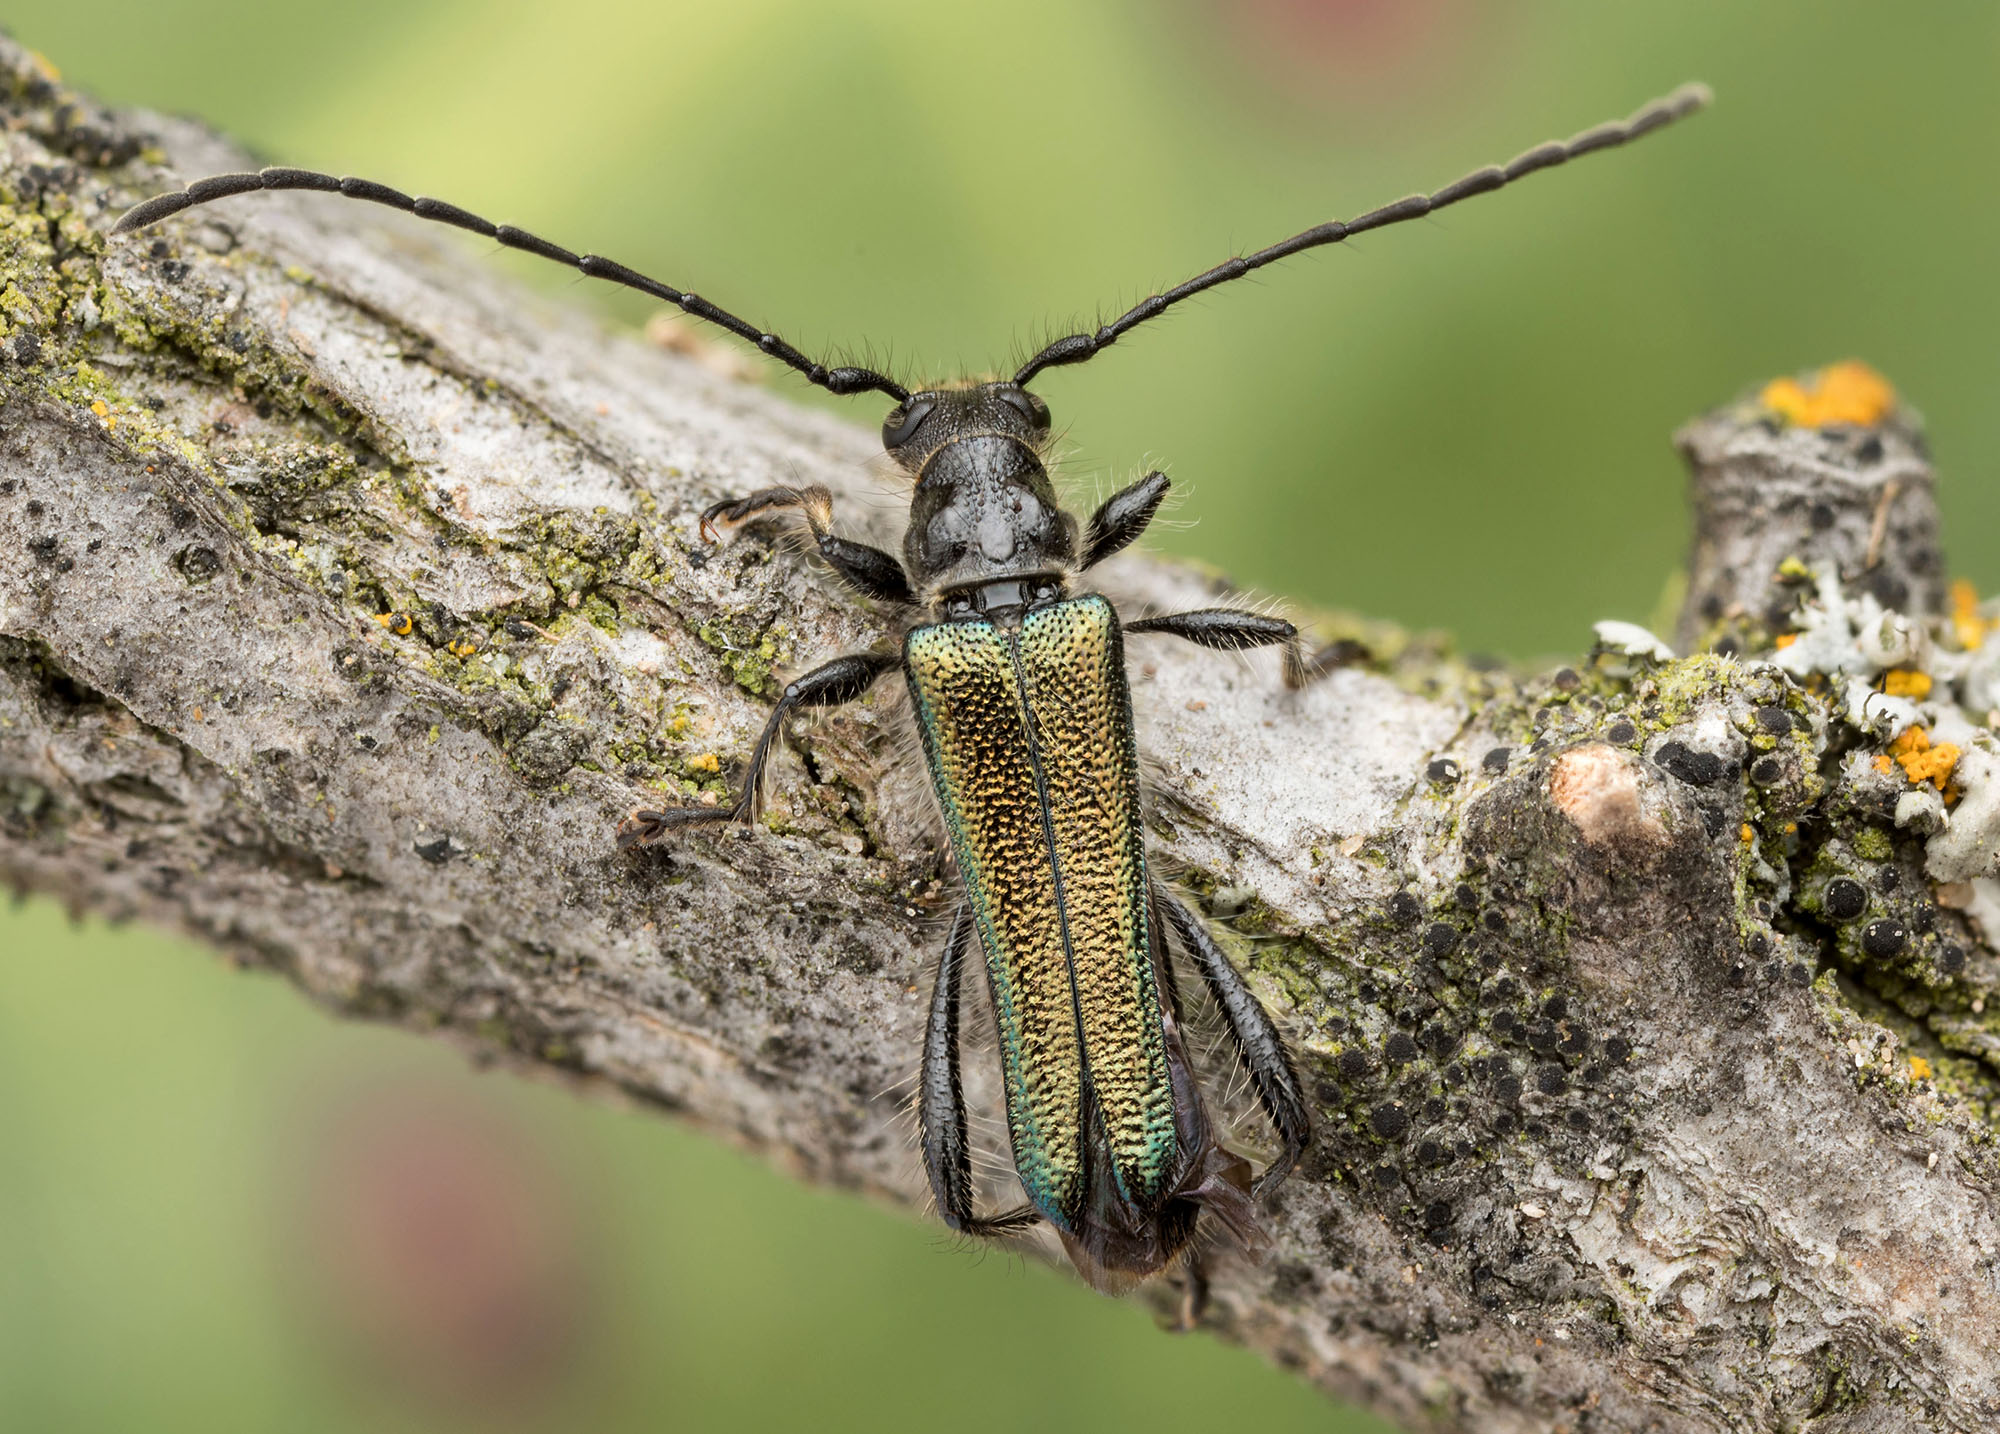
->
[1287,637,1370,690]
[701,486,916,605]
[1174,1246,1211,1331]
[616,651,896,847]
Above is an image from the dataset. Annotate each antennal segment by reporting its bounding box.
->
[1013,82,1710,386]
[113,169,909,401]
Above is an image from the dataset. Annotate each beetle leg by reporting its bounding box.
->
[618,651,898,845]
[701,484,915,605]
[1156,887,1311,1195]
[1175,1245,1211,1331]
[922,902,1042,1237]
[921,902,979,1227]
[1081,471,1170,568]
[1125,607,1365,690]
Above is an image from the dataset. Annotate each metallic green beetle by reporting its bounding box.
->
[117,83,1706,1296]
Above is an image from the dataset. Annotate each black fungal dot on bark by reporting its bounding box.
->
[1496,1074,1522,1104]
[1455,884,1479,910]
[1554,668,1580,692]
[1876,866,1900,893]
[1417,1140,1444,1168]
[1542,995,1567,1021]
[1747,931,1772,957]
[1338,1048,1371,1079]
[1423,922,1461,958]
[1750,756,1783,785]
[1754,705,1794,734]
[1370,1103,1410,1139]
[1561,1027,1591,1057]
[1426,757,1460,787]
[1537,1065,1568,1096]
[1604,1036,1632,1063]
[1482,747,1512,774]
[1483,909,1507,934]
[1809,501,1836,531]
[1423,1200,1452,1229]
[1373,1165,1400,1189]
[1654,741,1730,787]
[1388,890,1423,926]
[1385,1032,1418,1065]
[1862,919,1906,958]
[1824,878,1867,920]
[1606,719,1638,744]
[1787,963,1813,986]
[171,544,222,585]
[1939,945,1965,975]
[1492,1010,1518,1039]
[1565,1108,1591,1131]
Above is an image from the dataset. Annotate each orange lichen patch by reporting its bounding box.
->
[1873,754,1896,776]
[448,638,479,658]
[1758,360,1896,429]
[687,752,721,775]
[1739,823,1755,844]
[1881,669,1932,700]
[1908,1056,1932,1082]
[374,611,413,637]
[1950,579,1997,651]
[1774,633,1798,649]
[1889,726,1960,794]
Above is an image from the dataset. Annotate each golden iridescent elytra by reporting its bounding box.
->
[115,85,1707,1301]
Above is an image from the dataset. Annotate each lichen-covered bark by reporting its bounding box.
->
[2,42,1996,1433]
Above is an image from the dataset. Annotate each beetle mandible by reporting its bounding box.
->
[116,82,1708,1300]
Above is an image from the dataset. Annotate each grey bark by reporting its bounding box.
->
[1675,397,1942,651]
[4,43,1998,1434]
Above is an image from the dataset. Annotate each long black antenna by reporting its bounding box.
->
[1014,82,1710,387]
[113,169,909,402]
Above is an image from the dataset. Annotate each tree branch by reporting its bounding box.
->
[3,44,1996,1433]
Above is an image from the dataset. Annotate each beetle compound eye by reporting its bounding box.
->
[999,386,1051,435]
[882,396,937,450]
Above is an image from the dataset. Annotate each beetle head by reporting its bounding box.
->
[880,382,1051,471]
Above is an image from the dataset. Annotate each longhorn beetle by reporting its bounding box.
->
[117,83,1709,1302]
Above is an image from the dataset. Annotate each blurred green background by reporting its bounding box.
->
[6,2,1999,1431]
